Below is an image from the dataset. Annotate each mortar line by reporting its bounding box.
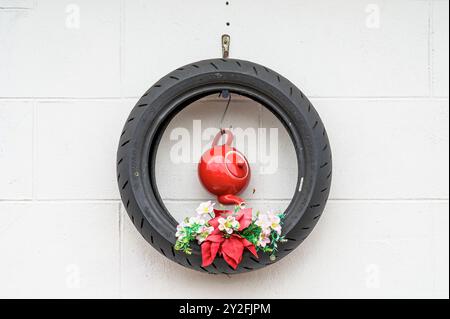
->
[1,96,448,102]
[428,0,434,97]
[1,198,448,204]
[0,199,122,204]
[310,97,449,102]
[0,97,138,102]
[162,198,449,203]
[0,7,31,10]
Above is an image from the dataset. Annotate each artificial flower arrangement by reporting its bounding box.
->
[175,201,286,270]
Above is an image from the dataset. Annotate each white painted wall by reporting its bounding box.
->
[0,0,448,299]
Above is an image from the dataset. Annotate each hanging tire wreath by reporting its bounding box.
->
[117,58,332,274]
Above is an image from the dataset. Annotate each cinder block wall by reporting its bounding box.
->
[0,0,448,298]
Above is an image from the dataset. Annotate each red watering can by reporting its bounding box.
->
[198,129,251,206]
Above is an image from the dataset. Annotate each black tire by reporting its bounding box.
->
[117,58,332,274]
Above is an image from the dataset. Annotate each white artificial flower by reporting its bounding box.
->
[255,213,271,236]
[257,231,271,248]
[218,216,240,234]
[196,225,215,244]
[255,213,271,229]
[256,211,282,235]
[188,216,206,227]
[196,201,215,218]
[267,211,282,235]
[175,224,186,240]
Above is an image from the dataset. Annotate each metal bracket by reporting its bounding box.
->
[222,34,230,59]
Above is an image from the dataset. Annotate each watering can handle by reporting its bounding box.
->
[212,129,234,147]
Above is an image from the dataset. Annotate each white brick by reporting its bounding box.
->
[317,99,449,199]
[0,203,120,298]
[120,201,448,298]
[35,100,131,199]
[0,101,33,199]
[122,0,227,97]
[0,0,121,97]
[229,0,429,97]
[432,0,449,97]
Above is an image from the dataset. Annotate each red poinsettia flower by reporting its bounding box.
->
[201,208,258,269]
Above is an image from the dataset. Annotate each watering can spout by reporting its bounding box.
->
[218,194,245,206]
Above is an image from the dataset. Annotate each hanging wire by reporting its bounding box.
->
[219,90,232,131]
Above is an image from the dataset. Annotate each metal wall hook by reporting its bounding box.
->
[222,34,230,59]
